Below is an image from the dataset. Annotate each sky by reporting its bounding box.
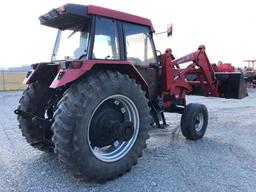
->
[0,0,255,68]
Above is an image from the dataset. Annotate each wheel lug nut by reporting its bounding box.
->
[114,100,120,105]
[121,108,126,113]
[114,141,119,147]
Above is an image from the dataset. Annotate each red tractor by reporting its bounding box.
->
[14,4,247,182]
[216,61,235,72]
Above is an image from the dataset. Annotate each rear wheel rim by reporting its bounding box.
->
[87,95,140,162]
[195,113,204,132]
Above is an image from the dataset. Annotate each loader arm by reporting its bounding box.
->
[162,45,219,99]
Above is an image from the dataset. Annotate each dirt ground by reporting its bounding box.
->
[0,89,255,192]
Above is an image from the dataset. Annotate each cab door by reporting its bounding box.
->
[122,22,159,99]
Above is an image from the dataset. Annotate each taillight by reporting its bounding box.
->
[56,65,61,72]
[70,61,82,69]
[58,5,66,13]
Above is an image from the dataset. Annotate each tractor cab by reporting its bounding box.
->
[40,4,159,96]
[40,4,157,64]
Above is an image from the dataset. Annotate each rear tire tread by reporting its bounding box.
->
[52,70,150,182]
[17,81,54,152]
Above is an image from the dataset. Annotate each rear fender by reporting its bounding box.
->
[50,60,150,96]
[23,63,58,84]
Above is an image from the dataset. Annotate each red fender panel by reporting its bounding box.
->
[49,60,149,92]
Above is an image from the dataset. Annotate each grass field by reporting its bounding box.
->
[0,71,27,91]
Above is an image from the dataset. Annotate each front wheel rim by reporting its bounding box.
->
[195,113,204,132]
[87,95,140,162]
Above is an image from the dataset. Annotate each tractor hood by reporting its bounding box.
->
[39,4,91,31]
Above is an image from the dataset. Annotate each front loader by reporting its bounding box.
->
[14,4,247,182]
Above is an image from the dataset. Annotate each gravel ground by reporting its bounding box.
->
[0,89,256,192]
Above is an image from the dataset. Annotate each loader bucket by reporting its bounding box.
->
[215,72,248,99]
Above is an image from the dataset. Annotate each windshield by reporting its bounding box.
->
[52,30,89,61]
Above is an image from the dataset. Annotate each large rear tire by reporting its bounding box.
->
[52,70,150,182]
[17,81,54,152]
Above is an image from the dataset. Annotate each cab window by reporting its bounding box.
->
[93,17,120,60]
[123,23,156,65]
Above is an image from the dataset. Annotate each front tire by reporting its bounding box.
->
[52,71,150,182]
[180,103,208,140]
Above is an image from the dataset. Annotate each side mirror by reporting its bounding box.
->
[154,23,173,37]
[167,23,173,37]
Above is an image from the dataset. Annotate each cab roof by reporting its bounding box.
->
[88,5,154,32]
[39,4,154,32]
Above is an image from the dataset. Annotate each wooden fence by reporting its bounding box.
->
[0,71,27,91]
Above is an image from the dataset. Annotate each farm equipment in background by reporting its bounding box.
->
[14,4,248,182]
[243,60,256,88]
[216,61,235,72]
